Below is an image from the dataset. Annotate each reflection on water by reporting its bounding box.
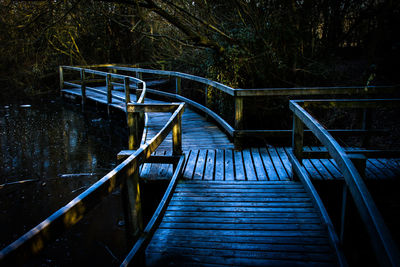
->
[0,99,129,265]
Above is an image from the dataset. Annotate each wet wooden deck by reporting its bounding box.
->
[61,84,399,266]
[141,148,400,182]
[146,180,338,266]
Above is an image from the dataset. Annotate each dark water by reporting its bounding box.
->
[0,98,132,265]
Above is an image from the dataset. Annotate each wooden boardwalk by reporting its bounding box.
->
[3,68,400,266]
[62,86,234,150]
[60,83,399,266]
[62,87,400,182]
[146,180,337,266]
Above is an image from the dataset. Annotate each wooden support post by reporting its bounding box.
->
[361,109,372,148]
[106,74,112,116]
[234,96,244,148]
[292,116,304,161]
[124,77,131,108]
[59,66,64,95]
[175,77,181,95]
[118,153,143,245]
[172,113,183,156]
[80,69,86,108]
[204,85,209,120]
[127,112,140,150]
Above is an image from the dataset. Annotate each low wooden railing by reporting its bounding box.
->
[60,66,150,149]
[0,102,186,266]
[288,99,400,266]
[60,65,147,106]
[95,65,398,147]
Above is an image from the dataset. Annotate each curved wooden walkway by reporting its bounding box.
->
[62,86,234,151]
[3,67,399,266]
[62,87,400,182]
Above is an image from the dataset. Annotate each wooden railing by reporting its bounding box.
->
[288,99,400,266]
[0,102,186,266]
[95,65,398,147]
[60,66,150,149]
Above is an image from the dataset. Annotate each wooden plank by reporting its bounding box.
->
[171,193,311,199]
[146,245,335,262]
[214,149,224,181]
[309,157,334,180]
[166,206,318,213]
[170,196,312,203]
[268,147,288,180]
[147,238,331,252]
[182,150,198,179]
[203,150,215,180]
[250,148,268,180]
[309,147,343,179]
[168,201,314,208]
[175,183,304,189]
[242,149,258,180]
[234,150,246,180]
[173,188,307,194]
[259,147,279,181]
[151,228,328,238]
[224,150,235,181]
[193,150,207,180]
[276,147,293,180]
[369,159,397,178]
[149,233,329,245]
[159,222,322,231]
[146,252,335,267]
[163,211,320,218]
[302,159,323,180]
[161,216,321,224]
[377,159,400,176]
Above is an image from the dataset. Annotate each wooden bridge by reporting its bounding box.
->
[1,65,400,266]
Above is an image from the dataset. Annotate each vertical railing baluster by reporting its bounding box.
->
[175,77,181,95]
[172,111,183,156]
[80,69,86,109]
[59,66,64,95]
[106,74,112,116]
[234,96,244,148]
[125,77,131,107]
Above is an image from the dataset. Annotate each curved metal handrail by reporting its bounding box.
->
[289,99,400,266]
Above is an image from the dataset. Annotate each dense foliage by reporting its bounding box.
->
[1,0,399,97]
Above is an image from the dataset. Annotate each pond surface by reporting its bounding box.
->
[0,98,132,265]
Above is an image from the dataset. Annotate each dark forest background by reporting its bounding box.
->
[1,0,399,99]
